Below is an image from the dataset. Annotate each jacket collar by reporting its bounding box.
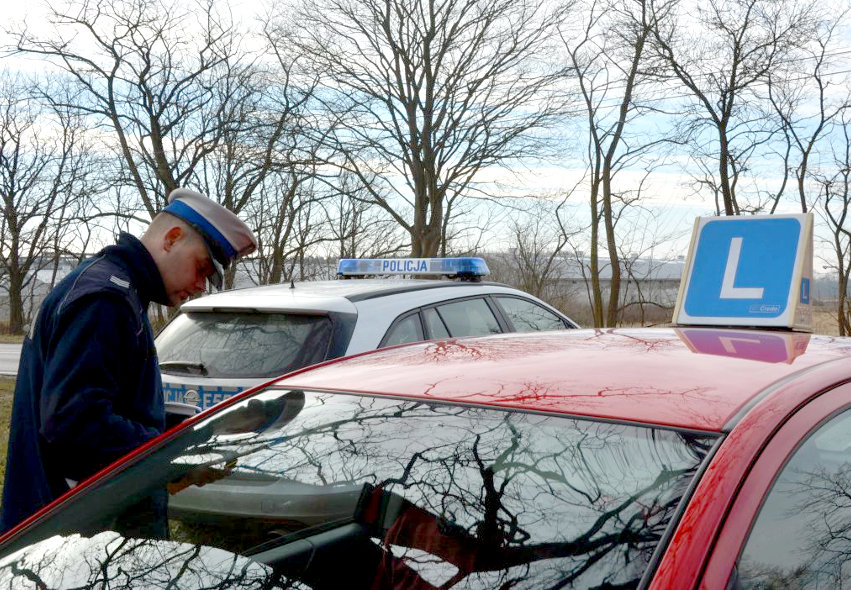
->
[106,233,170,307]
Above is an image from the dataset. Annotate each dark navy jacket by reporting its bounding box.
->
[0,233,169,532]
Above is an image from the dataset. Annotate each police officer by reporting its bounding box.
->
[0,188,257,533]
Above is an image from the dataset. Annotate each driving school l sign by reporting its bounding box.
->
[672,213,813,332]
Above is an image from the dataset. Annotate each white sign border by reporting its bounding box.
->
[671,213,813,332]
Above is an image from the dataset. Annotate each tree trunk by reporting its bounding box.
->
[603,173,620,326]
[838,261,850,337]
[411,219,442,258]
[269,244,285,284]
[718,126,736,215]
[589,185,604,328]
[8,268,25,335]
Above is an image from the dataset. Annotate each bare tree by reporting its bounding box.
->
[272,0,571,257]
[652,0,820,216]
[502,197,580,309]
[813,111,851,336]
[196,52,326,288]
[616,207,688,325]
[0,73,96,334]
[561,0,669,326]
[319,172,406,263]
[766,8,851,214]
[0,532,284,588]
[249,177,317,285]
[14,0,249,218]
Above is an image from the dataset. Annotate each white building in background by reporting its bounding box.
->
[0,255,82,326]
[484,251,840,325]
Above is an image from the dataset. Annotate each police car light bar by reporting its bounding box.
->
[337,257,490,278]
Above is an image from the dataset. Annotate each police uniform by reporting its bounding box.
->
[0,233,167,532]
[0,189,257,533]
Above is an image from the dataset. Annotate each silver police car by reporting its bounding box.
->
[156,257,577,416]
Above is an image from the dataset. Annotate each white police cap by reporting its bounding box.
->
[162,188,257,289]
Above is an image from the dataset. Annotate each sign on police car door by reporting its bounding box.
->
[672,213,813,331]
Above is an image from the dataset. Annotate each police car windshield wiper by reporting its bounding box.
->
[159,361,209,376]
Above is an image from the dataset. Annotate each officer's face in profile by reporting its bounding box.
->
[158,226,215,306]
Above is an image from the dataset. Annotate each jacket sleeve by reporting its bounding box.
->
[38,293,161,480]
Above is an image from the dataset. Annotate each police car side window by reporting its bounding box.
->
[381,313,424,348]
[436,298,501,337]
[494,296,567,332]
[423,307,450,339]
[734,407,851,589]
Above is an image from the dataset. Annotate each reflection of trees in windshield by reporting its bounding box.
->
[174,392,714,589]
[1,390,714,590]
[0,531,295,589]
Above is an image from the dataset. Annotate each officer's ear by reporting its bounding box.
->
[162,226,185,252]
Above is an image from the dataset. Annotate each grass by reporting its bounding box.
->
[813,308,841,336]
[0,377,14,502]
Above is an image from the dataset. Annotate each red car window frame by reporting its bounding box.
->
[699,382,851,588]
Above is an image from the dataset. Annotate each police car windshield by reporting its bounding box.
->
[156,312,332,379]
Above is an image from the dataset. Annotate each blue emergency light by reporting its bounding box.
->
[337,257,490,279]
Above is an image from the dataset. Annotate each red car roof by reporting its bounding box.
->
[275,327,851,432]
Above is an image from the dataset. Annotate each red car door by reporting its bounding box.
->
[700,382,851,588]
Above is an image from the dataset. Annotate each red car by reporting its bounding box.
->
[0,327,849,589]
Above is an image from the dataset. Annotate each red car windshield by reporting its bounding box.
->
[0,388,718,589]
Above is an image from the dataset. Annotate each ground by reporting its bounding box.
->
[813,307,842,335]
[0,377,13,501]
